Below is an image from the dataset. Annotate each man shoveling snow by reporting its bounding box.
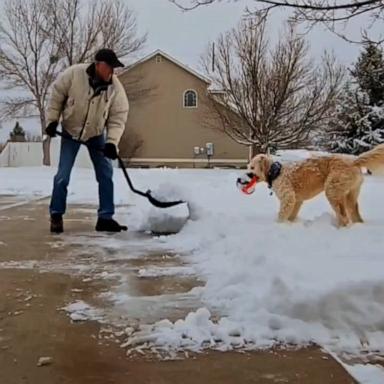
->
[45,49,129,234]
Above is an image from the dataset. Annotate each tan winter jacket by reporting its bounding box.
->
[46,64,129,146]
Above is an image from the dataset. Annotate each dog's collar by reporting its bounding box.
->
[267,161,282,189]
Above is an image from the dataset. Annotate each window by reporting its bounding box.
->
[156,55,162,63]
[184,90,198,108]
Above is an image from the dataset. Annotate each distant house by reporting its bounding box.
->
[118,50,248,168]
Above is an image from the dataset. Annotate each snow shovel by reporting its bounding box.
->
[54,130,187,210]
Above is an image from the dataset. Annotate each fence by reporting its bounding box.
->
[0,140,94,168]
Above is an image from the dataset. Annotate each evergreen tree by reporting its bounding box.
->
[328,42,384,154]
[351,42,384,106]
[9,121,26,141]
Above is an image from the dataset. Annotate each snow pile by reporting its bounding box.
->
[147,203,189,235]
[122,308,243,351]
[123,308,252,352]
[121,168,384,372]
[62,300,103,322]
[123,210,384,355]
[145,182,190,235]
[137,266,195,278]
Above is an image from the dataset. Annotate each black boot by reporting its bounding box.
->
[96,218,128,232]
[50,214,63,234]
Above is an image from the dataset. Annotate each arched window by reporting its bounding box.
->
[183,90,198,108]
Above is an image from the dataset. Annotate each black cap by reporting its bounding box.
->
[95,49,124,68]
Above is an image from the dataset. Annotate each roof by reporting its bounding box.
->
[120,49,211,85]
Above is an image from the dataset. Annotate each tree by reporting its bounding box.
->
[50,0,146,66]
[351,42,384,105]
[118,131,144,164]
[0,0,64,164]
[326,43,384,154]
[0,0,145,165]
[170,0,382,21]
[170,0,384,43]
[201,17,343,154]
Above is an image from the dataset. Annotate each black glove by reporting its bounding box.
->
[103,143,118,160]
[45,121,58,137]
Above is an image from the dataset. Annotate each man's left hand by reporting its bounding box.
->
[103,143,118,160]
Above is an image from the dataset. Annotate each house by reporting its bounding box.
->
[118,50,248,168]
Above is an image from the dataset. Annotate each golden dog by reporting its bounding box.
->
[248,145,384,226]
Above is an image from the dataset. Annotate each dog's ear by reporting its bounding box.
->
[259,155,270,177]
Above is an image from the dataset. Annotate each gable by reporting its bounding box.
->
[120,50,211,86]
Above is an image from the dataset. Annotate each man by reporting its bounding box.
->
[45,48,129,234]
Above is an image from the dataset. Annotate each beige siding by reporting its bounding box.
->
[119,53,248,167]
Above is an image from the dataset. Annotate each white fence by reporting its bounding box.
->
[0,139,94,168]
[0,144,9,167]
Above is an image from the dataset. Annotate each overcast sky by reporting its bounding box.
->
[124,0,376,72]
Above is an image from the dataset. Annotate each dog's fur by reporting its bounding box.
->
[248,145,384,226]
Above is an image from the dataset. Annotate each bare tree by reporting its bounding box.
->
[117,67,159,164]
[201,17,344,155]
[0,0,145,165]
[51,0,146,66]
[171,0,381,19]
[118,131,144,164]
[170,0,384,43]
[0,0,65,165]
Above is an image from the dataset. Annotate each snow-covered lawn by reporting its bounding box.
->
[1,159,384,383]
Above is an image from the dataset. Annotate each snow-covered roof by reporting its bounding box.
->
[120,49,211,85]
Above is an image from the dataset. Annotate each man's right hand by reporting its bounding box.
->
[45,121,58,138]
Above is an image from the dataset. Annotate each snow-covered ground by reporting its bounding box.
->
[1,157,384,383]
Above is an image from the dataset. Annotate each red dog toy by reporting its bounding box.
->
[236,174,259,195]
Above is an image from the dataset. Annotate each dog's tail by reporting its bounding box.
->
[354,144,384,171]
